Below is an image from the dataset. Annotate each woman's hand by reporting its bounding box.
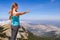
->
[25,10,30,14]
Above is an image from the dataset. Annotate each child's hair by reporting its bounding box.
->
[9,2,18,20]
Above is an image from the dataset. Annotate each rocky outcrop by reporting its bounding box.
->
[0,24,28,40]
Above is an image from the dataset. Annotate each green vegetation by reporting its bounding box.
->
[28,31,60,40]
[0,25,60,40]
[0,26,7,38]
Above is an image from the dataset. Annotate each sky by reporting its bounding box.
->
[0,0,60,21]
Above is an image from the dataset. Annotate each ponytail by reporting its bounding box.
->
[9,2,18,20]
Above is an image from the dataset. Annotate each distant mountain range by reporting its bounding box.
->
[0,20,60,37]
[20,21,60,37]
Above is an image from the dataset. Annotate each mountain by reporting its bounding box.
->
[0,25,60,40]
[0,20,60,40]
[0,20,60,37]
[21,20,60,37]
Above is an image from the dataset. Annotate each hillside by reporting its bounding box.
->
[0,26,60,40]
[0,20,60,40]
[0,25,60,40]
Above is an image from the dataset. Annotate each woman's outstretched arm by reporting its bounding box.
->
[16,10,30,16]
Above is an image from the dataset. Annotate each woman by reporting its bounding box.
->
[9,2,29,40]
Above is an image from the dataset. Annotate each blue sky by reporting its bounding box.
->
[0,0,60,20]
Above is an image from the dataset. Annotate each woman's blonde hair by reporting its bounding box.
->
[9,2,18,20]
[11,2,18,11]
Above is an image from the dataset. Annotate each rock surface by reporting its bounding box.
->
[0,23,28,40]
